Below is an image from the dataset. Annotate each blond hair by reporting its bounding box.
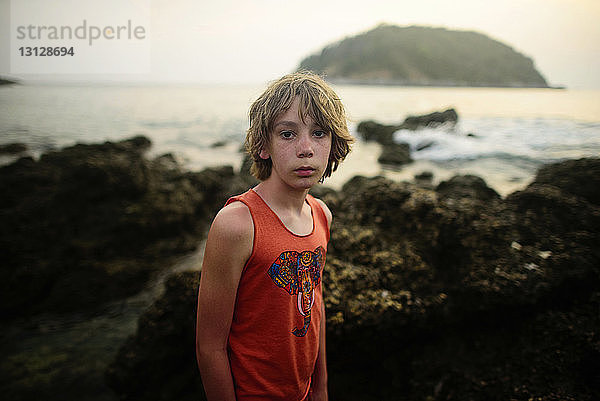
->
[245,71,354,181]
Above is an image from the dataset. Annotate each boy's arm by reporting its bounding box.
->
[311,198,332,400]
[196,202,253,401]
[309,299,328,400]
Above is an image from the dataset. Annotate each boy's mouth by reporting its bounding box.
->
[294,166,315,177]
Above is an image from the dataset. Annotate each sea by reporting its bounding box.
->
[1,82,600,196]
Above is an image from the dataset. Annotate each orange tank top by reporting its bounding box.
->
[224,188,329,401]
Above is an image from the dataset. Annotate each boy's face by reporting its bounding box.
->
[260,97,332,190]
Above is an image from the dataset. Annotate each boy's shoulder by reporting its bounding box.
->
[311,196,333,229]
[210,200,253,240]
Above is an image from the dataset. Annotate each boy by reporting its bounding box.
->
[196,71,353,401]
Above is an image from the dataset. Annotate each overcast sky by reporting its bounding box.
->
[2,0,599,88]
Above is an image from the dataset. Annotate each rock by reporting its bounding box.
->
[0,142,28,154]
[239,152,253,177]
[324,166,598,397]
[106,271,206,401]
[338,176,413,231]
[355,120,413,167]
[377,142,412,166]
[309,184,338,201]
[401,108,458,130]
[356,120,400,145]
[0,137,240,317]
[153,153,180,171]
[210,140,228,148]
[357,109,459,147]
[238,150,261,189]
[408,291,600,401]
[505,181,600,299]
[532,157,600,206]
[0,77,21,85]
[415,140,434,151]
[507,183,599,240]
[118,135,152,152]
[436,174,501,201]
[0,77,20,85]
[414,171,433,182]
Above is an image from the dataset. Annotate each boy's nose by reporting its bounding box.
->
[297,134,314,158]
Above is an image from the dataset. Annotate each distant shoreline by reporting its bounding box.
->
[327,77,563,89]
[0,78,568,89]
[0,77,20,86]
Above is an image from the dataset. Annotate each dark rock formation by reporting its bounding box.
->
[0,142,28,154]
[436,174,501,201]
[0,136,248,318]
[415,140,435,151]
[356,120,400,145]
[357,109,459,144]
[0,77,20,85]
[239,152,260,184]
[357,109,459,169]
[414,171,433,182]
[377,142,412,166]
[210,140,227,148]
[105,158,600,401]
[324,160,598,399]
[402,108,458,130]
[531,157,600,206]
[105,271,205,401]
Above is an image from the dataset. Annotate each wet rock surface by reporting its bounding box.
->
[0,142,28,154]
[106,158,600,400]
[357,109,460,169]
[436,174,501,201]
[0,136,250,318]
[356,120,401,145]
[377,141,412,166]
[531,157,600,206]
[402,108,458,130]
[357,108,459,145]
[105,271,204,401]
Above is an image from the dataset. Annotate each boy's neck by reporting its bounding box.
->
[253,179,310,216]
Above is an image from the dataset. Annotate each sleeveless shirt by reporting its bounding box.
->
[224,188,329,401]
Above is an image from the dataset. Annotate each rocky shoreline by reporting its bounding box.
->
[357,108,459,168]
[0,137,256,318]
[1,137,598,400]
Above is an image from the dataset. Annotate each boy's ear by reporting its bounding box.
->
[259,148,270,160]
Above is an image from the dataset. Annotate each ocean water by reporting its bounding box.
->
[1,83,599,196]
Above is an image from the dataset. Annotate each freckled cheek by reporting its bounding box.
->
[316,140,332,159]
[271,141,294,154]
[315,137,332,151]
[315,141,329,150]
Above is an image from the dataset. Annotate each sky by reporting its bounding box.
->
[1,0,599,88]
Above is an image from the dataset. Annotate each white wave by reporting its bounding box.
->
[393,118,600,162]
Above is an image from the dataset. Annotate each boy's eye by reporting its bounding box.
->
[280,130,295,139]
[313,130,327,138]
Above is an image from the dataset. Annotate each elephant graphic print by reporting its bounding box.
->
[268,246,325,337]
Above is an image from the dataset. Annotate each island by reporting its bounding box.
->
[298,24,549,88]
